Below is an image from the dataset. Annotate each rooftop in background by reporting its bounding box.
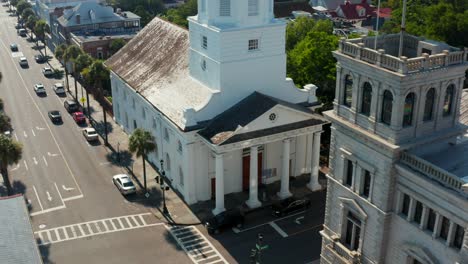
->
[274,0,315,18]
[0,194,42,264]
[337,33,468,75]
[71,29,138,43]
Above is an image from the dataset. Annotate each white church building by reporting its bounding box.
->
[106,0,326,214]
[320,33,468,263]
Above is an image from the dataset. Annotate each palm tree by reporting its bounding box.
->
[87,60,110,144]
[0,135,23,195]
[25,15,37,41]
[54,44,69,91]
[75,53,93,112]
[34,20,50,57]
[64,46,82,102]
[129,129,156,191]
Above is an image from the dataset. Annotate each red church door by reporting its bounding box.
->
[242,153,263,191]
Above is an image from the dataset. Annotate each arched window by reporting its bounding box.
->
[381,90,393,125]
[443,84,455,116]
[403,93,416,127]
[164,128,170,141]
[177,140,182,153]
[165,153,171,171]
[179,167,184,186]
[343,75,353,107]
[423,88,435,121]
[154,143,159,160]
[361,82,372,116]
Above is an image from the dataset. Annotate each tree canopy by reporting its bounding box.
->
[21,7,35,21]
[109,38,126,55]
[34,20,50,41]
[163,0,197,28]
[16,0,32,16]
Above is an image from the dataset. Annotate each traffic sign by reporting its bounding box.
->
[145,192,150,198]
[80,97,86,103]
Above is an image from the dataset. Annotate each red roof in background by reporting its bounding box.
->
[375,7,392,18]
[338,1,373,20]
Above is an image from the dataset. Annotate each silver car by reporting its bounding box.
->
[113,174,136,195]
[34,83,46,94]
[53,83,65,94]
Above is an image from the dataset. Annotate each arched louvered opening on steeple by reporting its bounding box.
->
[403,93,416,127]
[443,84,455,116]
[343,75,353,107]
[423,88,435,121]
[381,90,393,125]
[360,82,372,116]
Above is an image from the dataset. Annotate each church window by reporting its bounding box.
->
[343,75,353,107]
[439,216,450,241]
[402,93,415,127]
[426,208,436,232]
[360,82,372,116]
[219,0,231,16]
[177,140,182,153]
[164,128,170,141]
[152,118,157,129]
[142,107,146,120]
[201,59,206,71]
[413,200,423,225]
[453,224,465,249]
[179,166,184,186]
[154,143,159,160]
[344,159,353,187]
[400,193,410,217]
[248,39,259,51]
[248,0,259,16]
[443,84,455,116]
[423,88,435,121]
[202,35,207,49]
[360,170,371,198]
[381,90,393,125]
[344,211,361,251]
[165,153,171,172]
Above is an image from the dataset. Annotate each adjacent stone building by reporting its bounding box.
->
[320,34,468,263]
[106,0,326,212]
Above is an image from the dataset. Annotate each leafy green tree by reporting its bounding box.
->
[129,128,156,191]
[34,20,50,56]
[64,46,83,101]
[20,7,34,21]
[86,60,110,142]
[0,114,12,133]
[133,5,153,26]
[55,44,69,91]
[75,53,93,73]
[164,0,197,28]
[0,135,22,195]
[16,0,32,16]
[25,14,37,40]
[109,38,126,55]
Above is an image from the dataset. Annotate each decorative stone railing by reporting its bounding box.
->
[326,235,361,264]
[338,39,467,75]
[400,152,467,197]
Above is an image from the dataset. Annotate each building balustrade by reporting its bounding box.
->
[324,235,361,264]
[400,152,467,197]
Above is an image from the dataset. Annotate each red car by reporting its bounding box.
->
[72,112,86,124]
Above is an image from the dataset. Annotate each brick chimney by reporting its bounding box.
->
[76,14,81,24]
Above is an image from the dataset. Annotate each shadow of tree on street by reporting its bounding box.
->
[104,150,133,168]
[36,238,54,264]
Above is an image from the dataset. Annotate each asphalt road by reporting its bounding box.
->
[0,7,191,264]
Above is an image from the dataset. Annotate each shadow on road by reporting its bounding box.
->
[163,230,184,252]
[104,150,133,168]
[37,238,54,264]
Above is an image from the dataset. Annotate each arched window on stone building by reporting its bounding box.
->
[403,93,416,127]
[360,82,372,116]
[423,88,435,121]
[179,166,184,186]
[443,84,455,116]
[165,153,171,172]
[343,75,353,107]
[381,90,393,125]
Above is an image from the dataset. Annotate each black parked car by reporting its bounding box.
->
[48,110,62,123]
[205,209,245,235]
[271,197,311,217]
[64,100,79,113]
[35,54,46,63]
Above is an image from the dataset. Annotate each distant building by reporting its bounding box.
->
[163,0,186,9]
[54,1,140,59]
[273,0,314,18]
[34,0,100,26]
[0,195,42,264]
[320,33,468,263]
[310,0,370,11]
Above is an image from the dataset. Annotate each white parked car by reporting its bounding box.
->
[82,127,98,142]
[53,83,65,94]
[19,57,28,67]
[33,83,46,94]
[113,174,136,195]
[42,67,54,77]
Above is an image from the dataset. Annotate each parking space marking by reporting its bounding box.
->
[31,129,35,137]
[269,222,288,238]
[166,225,228,264]
[32,185,44,211]
[234,210,306,234]
[35,213,161,246]
[42,155,48,167]
[23,160,28,171]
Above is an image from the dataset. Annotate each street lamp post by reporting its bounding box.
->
[116,142,120,163]
[160,159,169,215]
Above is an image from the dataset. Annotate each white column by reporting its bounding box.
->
[212,153,225,215]
[246,146,261,208]
[278,139,292,199]
[308,132,323,191]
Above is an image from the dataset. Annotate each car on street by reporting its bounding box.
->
[18,28,27,37]
[82,127,98,142]
[112,174,137,195]
[64,100,79,113]
[48,110,62,123]
[35,54,46,63]
[42,67,54,77]
[33,83,46,95]
[18,57,28,67]
[72,111,86,124]
[271,197,311,217]
[10,43,18,51]
[53,83,65,94]
[15,23,21,29]
[205,209,245,235]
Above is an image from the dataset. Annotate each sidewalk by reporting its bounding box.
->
[41,43,201,226]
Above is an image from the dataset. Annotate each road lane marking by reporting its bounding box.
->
[35,213,161,246]
[46,191,52,202]
[30,205,66,216]
[33,157,38,165]
[166,225,228,264]
[54,182,65,206]
[11,163,20,171]
[269,222,288,238]
[62,194,83,202]
[32,185,44,211]
[31,129,36,137]
[36,126,46,130]
[295,216,304,224]
[62,185,75,191]
[47,152,59,157]
[23,131,27,138]
[14,133,18,141]
[42,156,48,167]
[23,160,28,171]
[233,210,307,234]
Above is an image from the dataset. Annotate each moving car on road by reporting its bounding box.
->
[18,28,27,37]
[42,67,54,77]
[10,43,18,51]
[72,112,86,124]
[33,83,46,95]
[48,111,62,123]
[205,209,245,235]
[64,100,79,113]
[82,127,98,142]
[18,57,28,67]
[271,197,311,217]
[53,83,65,94]
[112,174,137,196]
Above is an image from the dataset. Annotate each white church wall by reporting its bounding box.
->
[243,106,311,133]
[223,149,243,195]
[195,143,212,202]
